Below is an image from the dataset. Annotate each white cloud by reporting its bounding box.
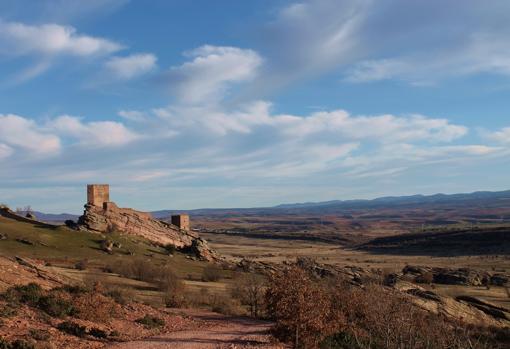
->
[118,110,148,122]
[50,115,139,147]
[257,0,510,87]
[0,20,123,81]
[105,53,157,79]
[0,144,13,159]
[163,45,263,104]
[0,114,61,155]
[1,105,506,211]
[486,127,510,144]
[0,21,122,57]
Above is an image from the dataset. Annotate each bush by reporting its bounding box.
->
[73,292,118,323]
[201,264,222,282]
[231,273,266,317]
[29,329,50,341]
[136,315,165,329]
[57,321,87,338]
[164,244,177,255]
[106,287,134,305]
[158,266,184,292]
[0,338,9,349]
[0,304,18,318]
[55,285,88,295]
[88,327,108,339]
[319,332,361,349]
[37,295,74,317]
[266,266,339,348]
[164,292,187,308]
[4,283,43,305]
[10,340,35,349]
[74,259,88,270]
[210,296,240,316]
[107,259,184,293]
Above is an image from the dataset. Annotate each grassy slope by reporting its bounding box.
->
[0,216,234,305]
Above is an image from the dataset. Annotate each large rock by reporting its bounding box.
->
[77,202,218,261]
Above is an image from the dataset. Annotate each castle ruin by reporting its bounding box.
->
[87,184,110,207]
[78,184,217,261]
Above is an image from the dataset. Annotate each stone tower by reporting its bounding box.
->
[87,184,110,207]
[171,214,190,231]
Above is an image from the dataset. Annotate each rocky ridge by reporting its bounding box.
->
[76,202,218,261]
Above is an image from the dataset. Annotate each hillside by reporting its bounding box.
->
[359,225,510,256]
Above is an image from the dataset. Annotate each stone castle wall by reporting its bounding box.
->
[87,184,110,207]
[171,214,190,231]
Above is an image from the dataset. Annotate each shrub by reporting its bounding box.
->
[29,329,50,341]
[106,287,134,305]
[55,285,88,295]
[266,266,339,348]
[37,295,74,317]
[164,244,177,255]
[210,295,240,316]
[10,340,35,349]
[0,304,18,318]
[73,292,118,323]
[231,273,266,317]
[4,283,43,305]
[201,264,222,282]
[74,259,88,270]
[0,338,9,349]
[136,315,165,329]
[164,292,187,308]
[88,327,108,339]
[57,321,87,338]
[158,266,184,292]
[107,259,184,293]
[319,332,361,349]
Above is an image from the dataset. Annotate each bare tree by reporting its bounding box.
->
[231,273,266,317]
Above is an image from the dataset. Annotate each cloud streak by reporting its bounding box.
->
[105,53,157,80]
[161,45,262,104]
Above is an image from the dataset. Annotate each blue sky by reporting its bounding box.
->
[1,0,510,213]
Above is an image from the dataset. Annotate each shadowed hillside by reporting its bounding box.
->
[359,226,510,256]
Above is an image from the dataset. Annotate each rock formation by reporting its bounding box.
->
[76,185,218,261]
[402,265,509,287]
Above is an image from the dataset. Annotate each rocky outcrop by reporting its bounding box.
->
[0,206,57,228]
[396,283,510,328]
[402,265,500,286]
[490,274,509,286]
[77,202,218,261]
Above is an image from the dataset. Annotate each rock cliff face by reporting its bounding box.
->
[77,202,218,261]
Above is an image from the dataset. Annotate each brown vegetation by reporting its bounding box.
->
[265,266,510,349]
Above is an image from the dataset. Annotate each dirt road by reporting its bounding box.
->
[107,309,285,349]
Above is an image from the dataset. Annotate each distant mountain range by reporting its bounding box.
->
[21,189,510,222]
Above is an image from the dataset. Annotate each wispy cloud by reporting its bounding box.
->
[50,115,139,147]
[0,20,123,81]
[0,114,61,155]
[160,45,262,104]
[105,53,157,80]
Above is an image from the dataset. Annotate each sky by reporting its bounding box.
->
[1,0,510,213]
